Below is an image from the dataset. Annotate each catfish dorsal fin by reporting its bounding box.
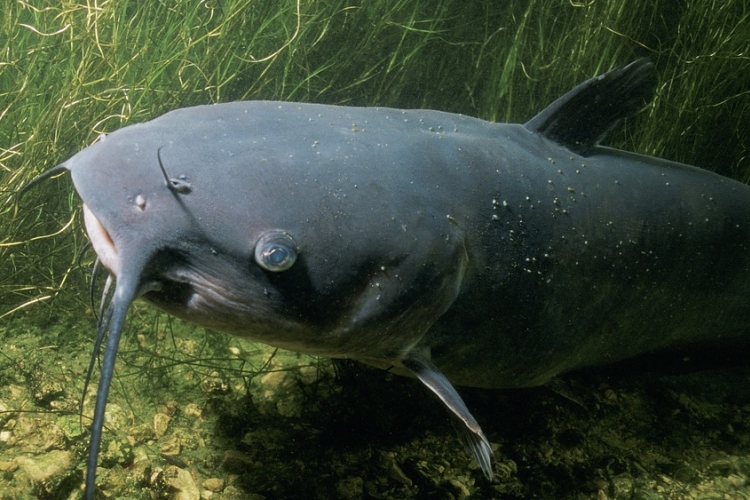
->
[524,58,657,155]
[403,352,494,479]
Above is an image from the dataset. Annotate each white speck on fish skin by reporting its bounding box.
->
[135,195,146,210]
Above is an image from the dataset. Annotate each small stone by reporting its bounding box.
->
[15,450,72,484]
[154,413,171,438]
[727,473,747,488]
[387,460,412,487]
[298,365,320,385]
[221,485,262,500]
[101,436,134,467]
[260,370,292,389]
[201,477,225,492]
[276,395,302,417]
[611,474,634,497]
[104,403,131,430]
[221,450,256,474]
[164,400,179,417]
[162,465,200,500]
[0,460,18,472]
[29,365,65,405]
[201,371,230,395]
[127,459,153,488]
[336,476,363,500]
[184,403,202,419]
[160,436,182,457]
[446,478,471,500]
[129,422,155,444]
[10,417,66,452]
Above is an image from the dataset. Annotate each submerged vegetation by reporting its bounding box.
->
[2,0,749,320]
[0,0,749,498]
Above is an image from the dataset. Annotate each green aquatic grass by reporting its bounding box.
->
[0,0,748,325]
[0,1,746,323]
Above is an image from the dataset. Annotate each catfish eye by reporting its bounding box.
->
[254,230,298,272]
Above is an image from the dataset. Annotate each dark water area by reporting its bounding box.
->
[1,1,749,498]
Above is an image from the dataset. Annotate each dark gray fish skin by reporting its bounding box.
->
[33,59,750,497]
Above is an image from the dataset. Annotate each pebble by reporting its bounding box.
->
[202,477,225,492]
[201,371,230,395]
[154,412,171,438]
[162,465,200,500]
[446,478,471,500]
[8,417,66,452]
[184,403,203,419]
[0,460,18,472]
[387,459,412,487]
[336,476,364,500]
[160,435,182,456]
[15,450,72,484]
[221,450,257,474]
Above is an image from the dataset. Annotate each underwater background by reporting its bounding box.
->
[1,0,750,498]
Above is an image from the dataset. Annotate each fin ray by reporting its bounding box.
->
[403,353,494,479]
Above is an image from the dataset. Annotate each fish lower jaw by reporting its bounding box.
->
[83,203,118,275]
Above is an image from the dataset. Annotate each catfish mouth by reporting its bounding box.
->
[81,201,304,338]
[83,203,119,276]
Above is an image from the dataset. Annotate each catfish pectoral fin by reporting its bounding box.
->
[450,411,494,480]
[403,354,494,479]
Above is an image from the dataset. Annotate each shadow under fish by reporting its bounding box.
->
[23,59,750,498]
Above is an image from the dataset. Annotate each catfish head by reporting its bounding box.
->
[29,101,490,498]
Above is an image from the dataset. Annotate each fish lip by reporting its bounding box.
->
[83,203,119,276]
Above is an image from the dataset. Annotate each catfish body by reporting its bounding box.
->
[75,85,750,387]
[33,59,750,496]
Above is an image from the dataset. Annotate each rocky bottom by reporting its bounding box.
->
[1,309,750,499]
